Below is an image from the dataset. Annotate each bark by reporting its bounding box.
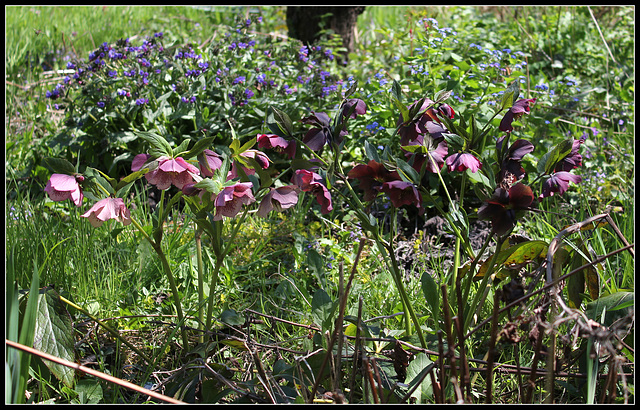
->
[286,6,365,60]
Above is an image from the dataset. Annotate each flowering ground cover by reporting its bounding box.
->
[6,6,634,404]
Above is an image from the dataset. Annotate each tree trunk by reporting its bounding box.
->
[286,6,365,61]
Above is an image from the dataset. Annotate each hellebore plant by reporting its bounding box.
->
[268,79,585,349]
[42,126,304,349]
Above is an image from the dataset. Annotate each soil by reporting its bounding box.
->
[395,215,493,280]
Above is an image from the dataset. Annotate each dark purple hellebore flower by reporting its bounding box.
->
[553,139,583,172]
[499,98,536,132]
[302,111,334,151]
[397,99,455,146]
[257,133,296,159]
[292,169,333,214]
[446,152,482,173]
[347,160,400,202]
[341,98,367,120]
[381,180,422,209]
[478,182,534,236]
[197,149,223,177]
[257,185,300,217]
[496,137,535,183]
[539,171,582,199]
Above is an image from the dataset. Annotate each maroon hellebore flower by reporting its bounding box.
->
[539,171,582,199]
[257,133,296,159]
[381,180,422,209]
[553,139,583,172]
[132,154,200,190]
[446,152,482,173]
[478,182,534,236]
[81,197,131,227]
[347,160,400,201]
[44,173,85,207]
[257,185,300,217]
[292,169,333,214]
[212,182,256,220]
[197,149,223,177]
[499,99,536,132]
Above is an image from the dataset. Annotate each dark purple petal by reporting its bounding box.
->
[539,171,582,199]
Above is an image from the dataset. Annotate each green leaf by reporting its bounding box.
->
[136,131,173,158]
[364,140,381,163]
[405,353,434,403]
[269,106,294,137]
[586,292,633,326]
[308,249,327,290]
[311,289,337,333]
[420,272,439,324]
[476,240,548,279]
[395,157,420,184]
[180,136,216,159]
[344,79,358,98]
[434,89,452,104]
[537,138,574,175]
[500,80,520,111]
[33,287,76,388]
[220,309,245,326]
[43,157,76,175]
[172,138,192,157]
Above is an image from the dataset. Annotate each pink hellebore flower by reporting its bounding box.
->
[198,149,223,177]
[446,152,482,173]
[146,157,200,190]
[292,169,333,214]
[44,173,85,207]
[81,197,131,227]
[132,154,200,190]
[257,185,300,217]
[499,99,536,132]
[213,182,256,220]
[228,149,271,180]
[257,134,296,159]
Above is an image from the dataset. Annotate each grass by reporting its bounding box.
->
[6,5,634,404]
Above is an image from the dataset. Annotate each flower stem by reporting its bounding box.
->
[129,215,189,348]
[204,207,250,332]
[195,225,205,344]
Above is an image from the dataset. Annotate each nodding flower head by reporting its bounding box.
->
[81,197,131,227]
[478,182,534,236]
[499,99,536,132]
[44,173,85,207]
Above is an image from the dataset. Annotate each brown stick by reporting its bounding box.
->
[5,339,184,404]
[485,289,501,404]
